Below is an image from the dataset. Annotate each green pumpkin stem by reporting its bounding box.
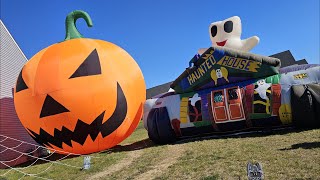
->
[64,10,93,41]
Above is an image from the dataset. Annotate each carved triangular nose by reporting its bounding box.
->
[40,95,70,118]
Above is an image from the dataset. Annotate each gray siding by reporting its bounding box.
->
[0,20,28,98]
[0,20,41,169]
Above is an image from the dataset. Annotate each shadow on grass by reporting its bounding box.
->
[279,141,320,151]
[101,127,319,153]
[6,127,318,169]
[174,127,316,145]
[101,138,156,153]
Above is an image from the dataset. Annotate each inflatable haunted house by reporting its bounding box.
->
[143,16,320,144]
[143,47,320,144]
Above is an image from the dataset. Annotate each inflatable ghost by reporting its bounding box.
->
[209,16,259,52]
[255,79,271,100]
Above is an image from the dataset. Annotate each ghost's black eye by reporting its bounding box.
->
[224,21,233,33]
[210,25,217,38]
[69,49,102,79]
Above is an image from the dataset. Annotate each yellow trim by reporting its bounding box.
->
[253,100,267,105]
[180,98,189,123]
[254,90,271,94]
[253,99,270,114]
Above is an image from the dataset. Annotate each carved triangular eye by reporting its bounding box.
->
[40,95,70,118]
[16,69,28,93]
[69,49,102,79]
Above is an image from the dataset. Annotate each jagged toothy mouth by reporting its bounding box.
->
[28,83,128,148]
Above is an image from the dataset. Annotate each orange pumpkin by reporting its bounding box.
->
[14,10,146,154]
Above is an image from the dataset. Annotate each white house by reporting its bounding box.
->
[0,20,42,169]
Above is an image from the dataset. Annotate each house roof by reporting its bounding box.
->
[170,47,281,94]
[147,50,308,98]
[296,59,308,65]
[146,82,172,99]
[270,50,297,67]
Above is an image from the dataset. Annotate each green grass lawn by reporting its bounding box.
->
[1,122,319,179]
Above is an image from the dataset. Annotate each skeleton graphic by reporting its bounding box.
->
[210,67,229,85]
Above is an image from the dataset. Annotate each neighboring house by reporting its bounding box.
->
[270,50,308,67]
[0,20,41,169]
[147,50,308,98]
[146,82,172,99]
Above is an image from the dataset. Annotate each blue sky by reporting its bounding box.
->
[1,0,319,88]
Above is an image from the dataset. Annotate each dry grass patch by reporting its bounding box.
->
[89,150,143,180]
[1,122,319,180]
[157,129,320,179]
[134,144,186,180]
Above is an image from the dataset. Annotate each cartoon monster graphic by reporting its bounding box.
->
[188,93,202,122]
[253,79,271,114]
[209,16,259,52]
[210,67,229,85]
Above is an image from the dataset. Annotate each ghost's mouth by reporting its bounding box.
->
[216,40,227,46]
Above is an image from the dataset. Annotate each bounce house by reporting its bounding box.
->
[143,17,320,144]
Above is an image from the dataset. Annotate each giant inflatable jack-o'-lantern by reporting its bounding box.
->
[14,10,146,154]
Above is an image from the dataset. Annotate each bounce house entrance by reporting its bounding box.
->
[188,98,202,122]
[211,86,245,123]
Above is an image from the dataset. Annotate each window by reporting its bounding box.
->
[214,91,223,103]
[228,88,238,100]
